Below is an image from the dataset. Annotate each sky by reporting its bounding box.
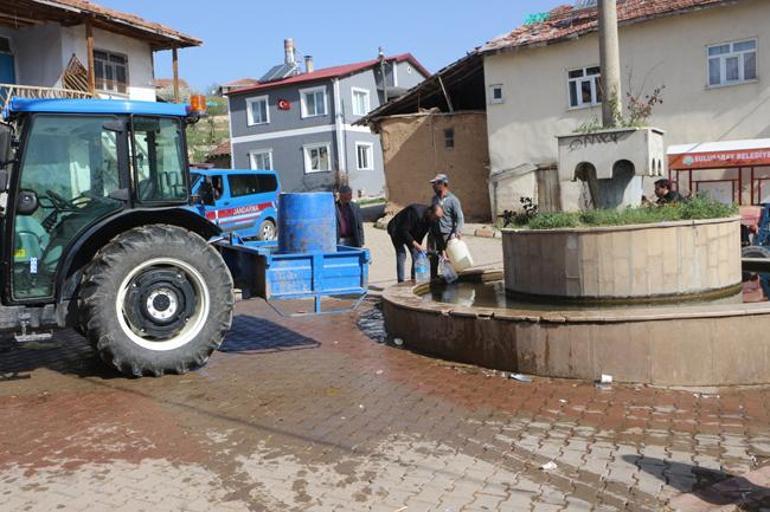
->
[97,0,566,92]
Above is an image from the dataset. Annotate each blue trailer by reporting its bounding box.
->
[0,97,368,377]
[219,239,370,315]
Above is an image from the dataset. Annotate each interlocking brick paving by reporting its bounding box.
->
[1,298,769,511]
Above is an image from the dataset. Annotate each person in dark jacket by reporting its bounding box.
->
[336,185,365,247]
[653,179,684,205]
[387,204,444,282]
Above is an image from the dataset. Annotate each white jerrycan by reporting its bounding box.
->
[445,238,474,272]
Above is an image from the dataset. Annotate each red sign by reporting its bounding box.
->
[669,148,770,170]
[277,99,291,111]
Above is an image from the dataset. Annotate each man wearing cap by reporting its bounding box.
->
[429,173,465,278]
[336,185,365,247]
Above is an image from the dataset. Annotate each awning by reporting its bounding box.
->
[668,138,770,170]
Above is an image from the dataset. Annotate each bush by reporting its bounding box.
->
[520,195,737,230]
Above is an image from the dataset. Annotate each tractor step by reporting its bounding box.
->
[14,331,53,344]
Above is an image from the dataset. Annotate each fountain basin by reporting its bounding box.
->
[503,217,742,303]
[382,270,770,386]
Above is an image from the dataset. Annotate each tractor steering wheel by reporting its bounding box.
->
[45,190,75,211]
[44,190,92,211]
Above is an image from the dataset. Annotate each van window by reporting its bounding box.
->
[228,173,278,197]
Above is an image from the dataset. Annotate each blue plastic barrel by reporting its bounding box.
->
[278,192,337,254]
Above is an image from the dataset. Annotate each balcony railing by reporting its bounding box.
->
[0,84,93,109]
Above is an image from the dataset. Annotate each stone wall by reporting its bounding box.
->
[378,112,491,222]
[503,217,741,301]
[382,274,770,386]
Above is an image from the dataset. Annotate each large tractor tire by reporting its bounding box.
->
[79,224,234,377]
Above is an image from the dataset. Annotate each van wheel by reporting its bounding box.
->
[743,245,770,259]
[256,219,277,241]
[79,225,234,377]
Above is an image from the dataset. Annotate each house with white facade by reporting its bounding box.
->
[227,41,429,197]
[0,0,200,106]
[481,0,770,212]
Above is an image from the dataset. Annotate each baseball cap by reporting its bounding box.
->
[429,173,449,184]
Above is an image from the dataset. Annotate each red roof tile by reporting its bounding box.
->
[221,78,260,88]
[227,54,429,95]
[8,0,201,48]
[207,140,231,158]
[482,0,739,53]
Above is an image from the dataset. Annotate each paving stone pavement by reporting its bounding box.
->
[1,298,770,511]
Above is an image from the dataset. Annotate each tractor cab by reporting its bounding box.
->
[0,98,205,304]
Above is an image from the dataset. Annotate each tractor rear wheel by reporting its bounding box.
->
[79,224,234,377]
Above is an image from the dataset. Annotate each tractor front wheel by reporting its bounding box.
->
[79,225,234,377]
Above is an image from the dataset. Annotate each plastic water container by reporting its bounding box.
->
[414,252,430,283]
[446,238,474,272]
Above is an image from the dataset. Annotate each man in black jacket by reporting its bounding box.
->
[336,186,365,247]
[387,204,444,282]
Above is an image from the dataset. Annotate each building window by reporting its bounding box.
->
[246,96,270,126]
[356,142,374,170]
[568,66,601,108]
[352,88,371,116]
[249,149,273,170]
[707,39,757,87]
[94,50,128,94]
[300,86,328,118]
[303,143,331,173]
[489,84,504,105]
[228,173,278,197]
[444,128,455,149]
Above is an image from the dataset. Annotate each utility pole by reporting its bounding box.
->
[598,0,622,127]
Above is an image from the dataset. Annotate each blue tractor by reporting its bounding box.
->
[0,98,368,376]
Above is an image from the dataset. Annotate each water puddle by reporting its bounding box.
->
[422,272,770,311]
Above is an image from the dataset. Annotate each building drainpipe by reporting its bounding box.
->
[332,78,346,185]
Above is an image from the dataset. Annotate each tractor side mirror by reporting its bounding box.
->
[16,190,39,215]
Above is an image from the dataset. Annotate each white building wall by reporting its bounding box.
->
[0,24,64,87]
[484,0,770,204]
[60,25,156,101]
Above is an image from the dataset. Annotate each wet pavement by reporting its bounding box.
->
[1,298,770,511]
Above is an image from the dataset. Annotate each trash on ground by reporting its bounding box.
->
[559,399,567,404]
[393,338,404,346]
[376,369,384,375]
[600,374,613,384]
[540,461,558,471]
[509,373,532,383]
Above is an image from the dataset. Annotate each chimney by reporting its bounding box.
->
[284,38,296,65]
[304,55,314,73]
